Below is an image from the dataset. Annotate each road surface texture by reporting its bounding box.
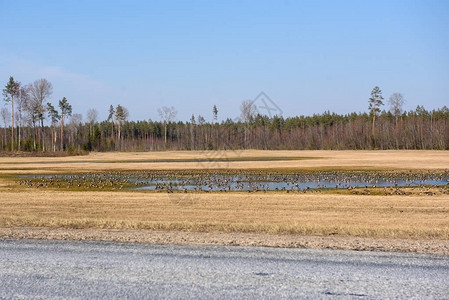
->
[0,240,448,299]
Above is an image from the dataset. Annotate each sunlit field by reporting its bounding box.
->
[1,150,449,173]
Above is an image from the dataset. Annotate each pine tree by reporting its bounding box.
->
[3,76,20,151]
[213,105,218,123]
[59,97,72,151]
[107,105,115,141]
[115,105,128,148]
[368,86,384,137]
[47,102,60,152]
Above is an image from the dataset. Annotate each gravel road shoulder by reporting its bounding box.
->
[1,227,448,255]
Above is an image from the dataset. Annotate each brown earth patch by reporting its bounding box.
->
[1,227,448,255]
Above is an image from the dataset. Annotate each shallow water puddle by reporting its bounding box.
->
[21,172,449,192]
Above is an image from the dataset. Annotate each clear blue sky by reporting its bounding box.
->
[1,0,448,122]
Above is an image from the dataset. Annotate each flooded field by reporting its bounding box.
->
[19,171,449,192]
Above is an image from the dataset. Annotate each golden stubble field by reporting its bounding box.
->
[1,189,448,240]
[0,150,448,243]
[0,149,449,174]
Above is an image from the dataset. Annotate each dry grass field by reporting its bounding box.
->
[0,189,448,240]
[0,150,448,174]
[0,150,448,249]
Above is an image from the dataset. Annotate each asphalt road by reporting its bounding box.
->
[0,240,448,299]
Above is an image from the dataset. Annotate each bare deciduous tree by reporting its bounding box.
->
[16,86,29,150]
[240,100,257,147]
[1,107,11,148]
[87,108,99,136]
[24,96,39,150]
[240,100,256,124]
[87,108,98,124]
[28,79,53,151]
[197,115,205,125]
[388,93,405,120]
[70,113,83,126]
[158,106,177,145]
[69,113,82,149]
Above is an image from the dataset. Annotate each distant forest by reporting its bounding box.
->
[2,76,449,153]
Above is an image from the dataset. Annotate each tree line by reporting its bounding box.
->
[2,77,449,152]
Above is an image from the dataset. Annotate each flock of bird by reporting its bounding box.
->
[17,170,449,194]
